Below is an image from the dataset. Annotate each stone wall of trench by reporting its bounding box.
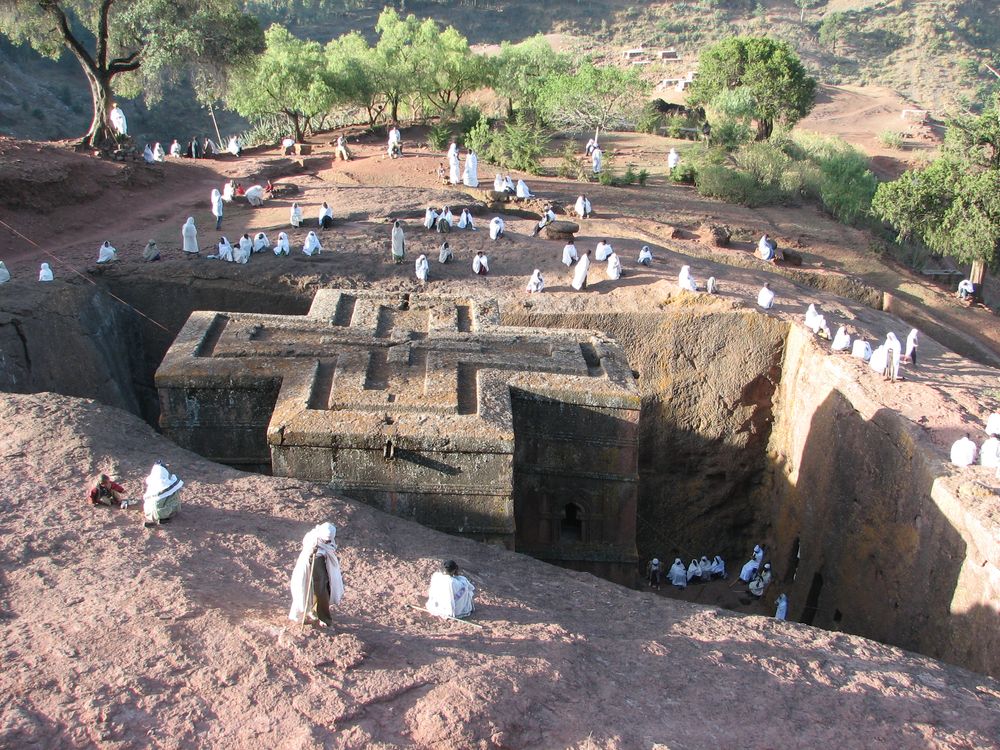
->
[760,325,1000,677]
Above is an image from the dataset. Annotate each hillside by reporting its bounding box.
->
[1,0,996,145]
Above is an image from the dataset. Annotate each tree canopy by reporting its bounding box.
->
[539,61,648,137]
[688,36,816,140]
[872,104,1000,273]
[0,0,262,146]
[491,35,570,118]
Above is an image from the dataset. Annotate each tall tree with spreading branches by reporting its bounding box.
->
[0,0,262,147]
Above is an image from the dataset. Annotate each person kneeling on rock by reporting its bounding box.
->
[289,522,344,627]
[142,461,182,527]
[88,473,127,508]
[426,559,475,619]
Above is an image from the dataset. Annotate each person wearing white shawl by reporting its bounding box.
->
[0,261,9,283]
[699,555,712,577]
[562,241,579,267]
[387,125,401,157]
[142,461,182,526]
[595,240,613,262]
[109,103,127,135]
[448,142,461,184]
[637,246,653,266]
[493,173,506,192]
[905,328,919,368]
[678,265,698,292]
[169,140,182,157]
[980,434,1000,469]
[227,135,241,156]
[851,339,872,361]
[489,216,505,240]
[571,251,591,291]
[415,254,429,285]
[440,206,455,228]
[526,269,544,293]
[182,217,199,254]
[757,283,775,309]
[473,251,489,275]
[591,146,602,174]
[757,234,776,261]
[288,522,344,626]
[222,181,236,202]
[426,560,475,619]
[216,236,234,262]
[438,241,452,264]
[462,150,478,187]
[950,434,977,466]
[152,142,165,162]
[868,344,887,374]
[234,234,252,264]
[706,276,718,294]
[303,231,323,256]
[574,195,592,219]
[667,147,680,170]
[832,326,851,352]
[515,179,534,199]
[244,185,265,207]
[97,241,117,264]
[606,251,622,280]
[143,144,155,163]
[774,593,788,621]
[318,202,334,229]
[668,558,687,588]
[275,232,290,256]
[391,220,405,263]
[423,207,439,230]
[883,332,901,381]
[749,563,773,597]
[686,558,703,582]
[531,205,557,237]
[253,232,270,253]
[290,202,302,228]
[39,263,53,282]
[708,555,726,579]
[986,413,1000,437]
[585,138,596,156]
[211,188,224,230]
[739,544,764,582]
[804,304,821,330]
[457,208,476,230]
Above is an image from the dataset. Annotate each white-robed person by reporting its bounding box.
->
[462,150,479,187]
[387,125,402,157]
[109,102,127,135]
[169,139,182,157]
[986,413,1000,438]
[303,231,322,256]
[526,268,545,293]
[318,201,334,229]
[457,208,476,230]
[592,146,602,174]
[757,283,775,309]
[515,179,534,199]
[426,560,475,619]
[562,241,579,267]
[489,216,505,241]
[440,206,455,229]
[391,220,406,263]
[667,147,680,171]
[253,232,270,253]
[868,342,887,374]
[438,241,452,264]
[678,265,698,292]
[748,563,773,598]
[686,558,703,583]
[275,232,291,256]
[980,432,1000,469]
[447,142,461,184]
[97,241,117,264]
[574,194,592,219]
[668,558,687,589]
[152,142,165,162]
[288,522,344,627]
[0,261,9,283]
[595,240,613,262]
[244,184,265,207]
[531,205,557,237]
[222,180,236,202]
[606,251,622,280]
[493,173,506,193]
[290,202,303,228]
[143,144,155,163]
[758,233,776,261]
[227,135,241,156]
[883,332,902,382]
[832,326,851,352]
[708,555,726,579]
[234,234,252,264]
[473,251,489,276]
[804,304,821,331]
[216,236,234,262]
[739,544,764,582]
[706,276,718,294]
[423,206,439,230]
[39,262,54,282]
[415,253,430,285]
[571,251,591,291]
[211,188,224,230]
[774,593,788,621]
[950,433,977,467]
[142,461,182,526]
[638,245,653,266]
[851,338,872,361]
[905,328,919,368]
[182,217,199,254]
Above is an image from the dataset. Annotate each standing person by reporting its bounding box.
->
[904,329,919,369]
[391,220,406,264]
[142,461,182,527]
[462,150,479,187]
[182,217,199,254]
[667,148,680,171]
[335,134,351,161]
[447,142,461,185]
[426,560,475,619]
[571,250,591,291]
[211,188,224,230]
[227,135,242,156]
[774,593,788,621]
[883,332,902,382]
[387,124,402,158]
[606,251,622,280]
[202,137,215,157]
[473,251,489,275]
[574,195,592,219]
[591,145,603,175]
[288,522,344,627]
[646,558,662,590]
[109,102,128,136]
[0,261,9,284]
[415,254,429,285]
[290,202,303,228]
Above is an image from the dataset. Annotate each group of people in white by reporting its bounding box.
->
[950,412,1000,474]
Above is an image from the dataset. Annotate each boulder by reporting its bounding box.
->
[703,223,731,248]
[543,221,579,241]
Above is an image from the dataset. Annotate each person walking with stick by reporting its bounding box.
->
[288,523,344,627]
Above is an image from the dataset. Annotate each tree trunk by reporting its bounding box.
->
[390,96,400,124]
[970,259,986,300]
[755,118,773,141]
[82,64,115,148]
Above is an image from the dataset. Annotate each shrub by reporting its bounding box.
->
[427,122,452,151]
[487,113,549,174]
[710,118,753,150]
[877,130,904,149]
[637,168,649,186]
[636,102,665,135]
[557,141,587,180]
[695,165,770,207]
[456,105,483,136]
[465,114,493,156]
[817,151,877,224]
[734,141,792,186]
[240,115,287,148]
[670,162,697,184]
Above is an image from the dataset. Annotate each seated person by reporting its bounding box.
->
[531,205,557,237]
[88,474,126,507]
[515,179,534,199]
[142,462,182,526]
[757,234,777,262]
[748,563,773,598]
[637,246,653,266]
[281,136,295,155]
[426,560,475,619]
[957,279,975,301]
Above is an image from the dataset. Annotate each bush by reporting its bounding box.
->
[636,103,665,135]
[456,105,483,136]
[557,141,587,180]
[817,151,877,224]
[695,165,770,207]
[877,130,904,149]
[465,114,493,156]
[637,168,649,186]
[671,162,697,184]
[710,119,753,150]
[734,141,792,186]
[427,122,452,151]
[240,115,287,149]
[487,113,549,174]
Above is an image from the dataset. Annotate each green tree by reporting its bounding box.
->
[227,25,336,143]
[372,8,436,123]
[688,36,816,140]
[423,26,488,115]
[539,61,649,141]
[326,32,384,126]
[818,12,851,54]
[0,0,261,146]
[492,35,570,118]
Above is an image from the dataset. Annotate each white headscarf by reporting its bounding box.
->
[415,254,429,282]
[678,265,697,291]
[562,243,579,267]
[182,217,199,253]
[288,523,344,622]
[39,263,53,281]
[253,232,270,252]
[217,237,234,262]
[275,232,290,255]
[97,241,117,264]
[526,269,544,293]
[290,203,302,226]
[303,231,322,256]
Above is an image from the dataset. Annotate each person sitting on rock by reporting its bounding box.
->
[708,555,726,579]
[686,557,703,583]
[638,246,653,266]
[646,558,662,590]
[748,563,773,598]
[832,326,852,352]
[757,233,777,262]
[88,473,126,507]
[288,522,344,626]
[531,205,557,237]
[438,241,453,264]
[668,557,687,589]
[957,278,974,301]
[457,208,476,230]
[526,268,545,293]
[473,250,490,276]
[950,433,977,467]
[739,544,764,582]
[515,179,534,199]
[142,461,182,526]
[426,559,475,619]
[97,241,117,264]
